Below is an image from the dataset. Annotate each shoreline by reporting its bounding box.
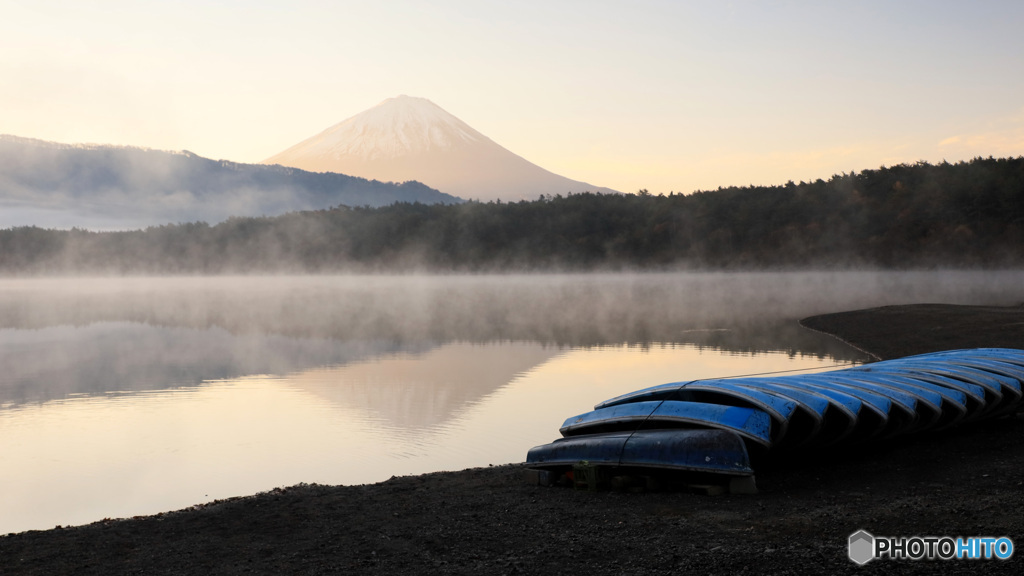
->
[2,303,1023,575]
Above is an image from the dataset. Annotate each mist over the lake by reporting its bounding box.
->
[1,271,1020,378]
[4,271,1021,339]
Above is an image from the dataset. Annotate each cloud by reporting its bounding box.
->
[935,109,1024,158]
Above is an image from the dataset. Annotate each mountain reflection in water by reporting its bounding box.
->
[287,343,564,432]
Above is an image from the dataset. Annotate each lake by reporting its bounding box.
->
[1,271,1022,534]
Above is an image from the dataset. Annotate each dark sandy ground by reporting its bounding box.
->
[800,303,1024,361]
[2,303,1023,575]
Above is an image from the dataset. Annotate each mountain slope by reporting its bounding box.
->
[0,135,459,229]
[263,96,618,202]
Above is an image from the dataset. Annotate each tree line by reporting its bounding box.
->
[1,157,1022,273]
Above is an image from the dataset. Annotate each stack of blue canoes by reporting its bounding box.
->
[526,348,1024,478]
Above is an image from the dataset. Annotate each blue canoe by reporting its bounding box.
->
[594,380,797,443]
[526,428,754,476]
[744,377,863,444]
[559,400,773,448]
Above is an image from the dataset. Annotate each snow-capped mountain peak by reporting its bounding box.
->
[272,95,489,162]
[263,96,619,201]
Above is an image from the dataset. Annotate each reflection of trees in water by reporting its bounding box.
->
[630,321,864,362]
[0,323,430,408]
[0,321,855,412]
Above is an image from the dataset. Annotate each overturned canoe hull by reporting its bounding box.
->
[526,428,754,476]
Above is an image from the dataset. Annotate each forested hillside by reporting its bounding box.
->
[0,135,459,229]
[1,157,1021,273]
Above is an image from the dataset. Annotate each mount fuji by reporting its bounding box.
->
[263,96,619,202]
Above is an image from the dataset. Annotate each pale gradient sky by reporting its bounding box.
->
[2,0,1022,195]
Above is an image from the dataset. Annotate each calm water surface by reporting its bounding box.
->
[2,272,1022,534]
